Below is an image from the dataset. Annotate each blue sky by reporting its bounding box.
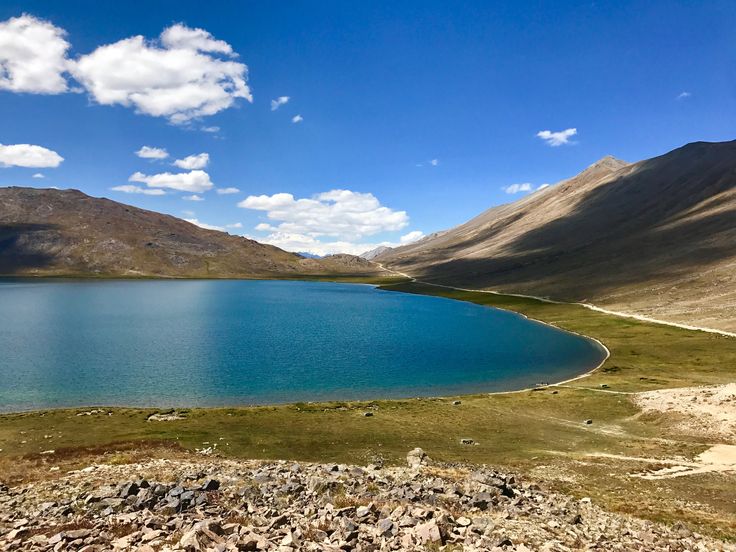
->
[0,1,734,255]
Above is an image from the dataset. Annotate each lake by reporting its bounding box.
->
[0,279,606,411]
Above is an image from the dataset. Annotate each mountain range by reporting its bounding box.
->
[378,140,736,332]
[0,187,379,279]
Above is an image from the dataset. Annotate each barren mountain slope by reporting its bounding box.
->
[0,187,381,279]
[379,141,736,332]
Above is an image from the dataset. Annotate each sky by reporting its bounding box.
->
[0,1,734,256]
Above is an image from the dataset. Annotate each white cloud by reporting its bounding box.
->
[0,15,71,94]
[110,184,166,196]
[250,231,425,257]
[135,146,169,159]
[32,173,44,179]
[537,183,550,191]
[239,189,408,241]
[0,143,63,168]
[201,125,220,133]
[216,187,240,195]
[291,114,303,123]
[240,189,415,256]
[129,169,214,193]
[173,152,209,169]
[429,159,439,166]
[503,183,533,194]
[185,218,224,231]
[255,222,277,231]
[226,222,243,229]
[71,23,252,123]
[400,230,424,244]
[271,96,290,110]
[536,128,577,147]
[677,91,692,100]
[183,194,204,201]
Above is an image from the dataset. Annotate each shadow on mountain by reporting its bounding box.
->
[0,224,58,274]
[412,141,736,300]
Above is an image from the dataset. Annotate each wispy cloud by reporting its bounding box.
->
[110,184,166,196]
[173,152,209,170]
[503,183,533,194]
[429,159,439,166]
[216,187,240,195]
[676,91,692,100]
[32,173,45,179]
[183,194,204,201]
[185,218,223,231]
[135,146,168,160]
[536,128,577,147]
[226,222,243,229]
[291,114,303,123]
[271,96,290,110]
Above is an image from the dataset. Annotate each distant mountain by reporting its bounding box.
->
[359,245,393,260]
[378,141,736,332]
[297,252,323,259]
[0,187,381,279]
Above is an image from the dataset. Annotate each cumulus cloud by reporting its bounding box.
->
[271,96,289,110]
[135,146,169,159]
[71,23,251,123]
[32,173,44,179]
[0,15,71,94]
[503,183,533,194]
[183,194,204,201]
[216,187,240,195]
[110,184,166,196]
[240,189,416,256]
[185,218,223,231]
[250,231,424,257]
[238,189,408,241]
[0,143,63,168]
[536,128,577,147]
[400,230,424,244]
[291,114,303,123]
[129,169,214,193]
[173,152,209,169]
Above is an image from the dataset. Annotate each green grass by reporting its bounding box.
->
[1,280,735,537]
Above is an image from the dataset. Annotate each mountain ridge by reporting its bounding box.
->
[0,186,381,279]
[379,140,736,332]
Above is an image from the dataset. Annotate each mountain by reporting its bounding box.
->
[0,187,381,279]
[378,140,736,332]
[359,245,393,260]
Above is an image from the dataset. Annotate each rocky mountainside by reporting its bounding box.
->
[379,140,736,332]
[2,452,730,551]
[358,245,393,261]
[0,187,380,279]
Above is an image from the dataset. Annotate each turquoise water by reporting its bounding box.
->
[0,279,606,411]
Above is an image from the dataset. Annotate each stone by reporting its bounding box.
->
[202,478,221,491]
[460,438,475,445]
[415,520,443,544]
[406,447,428,468]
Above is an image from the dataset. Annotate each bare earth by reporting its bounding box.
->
[634,383,736,442]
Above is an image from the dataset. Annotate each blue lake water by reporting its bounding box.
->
[0,279,606,411]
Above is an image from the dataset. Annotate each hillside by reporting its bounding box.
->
[0,187,381,279]
[379,140,736,332]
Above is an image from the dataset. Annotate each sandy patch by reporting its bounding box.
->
[634,383,736,441]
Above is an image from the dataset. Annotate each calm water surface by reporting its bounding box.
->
[0,279,606,411]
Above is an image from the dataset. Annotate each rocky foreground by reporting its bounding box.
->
[1,449,733,552]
